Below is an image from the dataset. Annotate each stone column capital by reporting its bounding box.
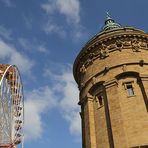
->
[79,93,94,105]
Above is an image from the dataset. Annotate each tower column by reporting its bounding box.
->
[139,74,148,112]
[104,79,128,148]
[83,93,96,148]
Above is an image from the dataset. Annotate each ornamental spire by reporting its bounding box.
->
[106,12,112,20]
[101,12,121,32]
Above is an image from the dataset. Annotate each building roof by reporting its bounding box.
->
[73,14,147,83]
[101,12,121,32]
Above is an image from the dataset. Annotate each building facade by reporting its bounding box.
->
[73,15,148,148]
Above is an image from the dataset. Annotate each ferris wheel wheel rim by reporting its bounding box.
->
[0,65,14,86]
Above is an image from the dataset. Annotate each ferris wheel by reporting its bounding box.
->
[0,64,24,148]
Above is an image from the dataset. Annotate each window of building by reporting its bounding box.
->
[98,95,103,106]
[95,94,104,108]
[125,82,134,96]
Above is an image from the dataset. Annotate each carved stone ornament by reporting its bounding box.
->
[132,38,140,52]
[90,51,100,61]
[100,43,109,58]
[122,40,131,47]
[80,64,86,74]
[108,44,116,50]
[80,82,85,88]
[139,60,144,67]
[78,36,148,73]
[139,42,147,48]
[115,39,123,51]
[84,58,93,67]
[89,53,94,60]
[104,66,110,73]
[122,65,127,72]
[92,77,96,85]
[146,41,148,48]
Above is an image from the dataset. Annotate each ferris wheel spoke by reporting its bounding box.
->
[0,120,10,141]
[2,82,11,123]
[0,65,24,147]
[5,85,11,120]
[1,97,11,134]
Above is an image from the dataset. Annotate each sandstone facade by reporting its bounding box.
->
[73,16,148,148]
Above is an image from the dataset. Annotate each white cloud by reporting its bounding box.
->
[18,38,31,50]
[43,22,66,38]
[45,66,81,136]
[0,25,12,40]
[0,0,14,7]
[57,71,81,136]
[25,86,56,140]
[41,1,56,14]
[18,38,48,53]
[41,0,87,41]
[56,0,80,24]
[38,46,48,53]
[0,39,34,74]
[23,16,33,29]
[9,52,34,74]
[41,0,80,24]
[0,40,12,58]
[24,65,80,141]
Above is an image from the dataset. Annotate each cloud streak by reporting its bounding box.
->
[18,38,49,53]
[0,29,80,142]
[0,39,34,74]
[45,66,81,136]
[41,0,86,41]
[43,22,66,38]
[41,0,80,24]
[24,65,81,141]
[25,86,56,140]
[0,0,14,7]
[0,25,12,40]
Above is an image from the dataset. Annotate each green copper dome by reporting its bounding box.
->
[101,12,121,32]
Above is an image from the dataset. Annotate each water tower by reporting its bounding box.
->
[73,14,148,148]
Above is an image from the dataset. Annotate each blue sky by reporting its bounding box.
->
[0,0,148,148]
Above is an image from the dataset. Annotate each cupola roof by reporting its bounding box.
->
[101,12,121,32]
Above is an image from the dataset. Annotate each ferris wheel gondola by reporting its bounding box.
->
[0,64,24,148]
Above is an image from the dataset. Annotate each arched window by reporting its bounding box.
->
[116,71,139,97]
[89,81,105,109]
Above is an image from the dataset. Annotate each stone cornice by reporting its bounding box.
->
[79,62,148,91]
[73,28,148,84]
[78,27,145,55]
[139,74,148,81]
[103,79,118,89]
